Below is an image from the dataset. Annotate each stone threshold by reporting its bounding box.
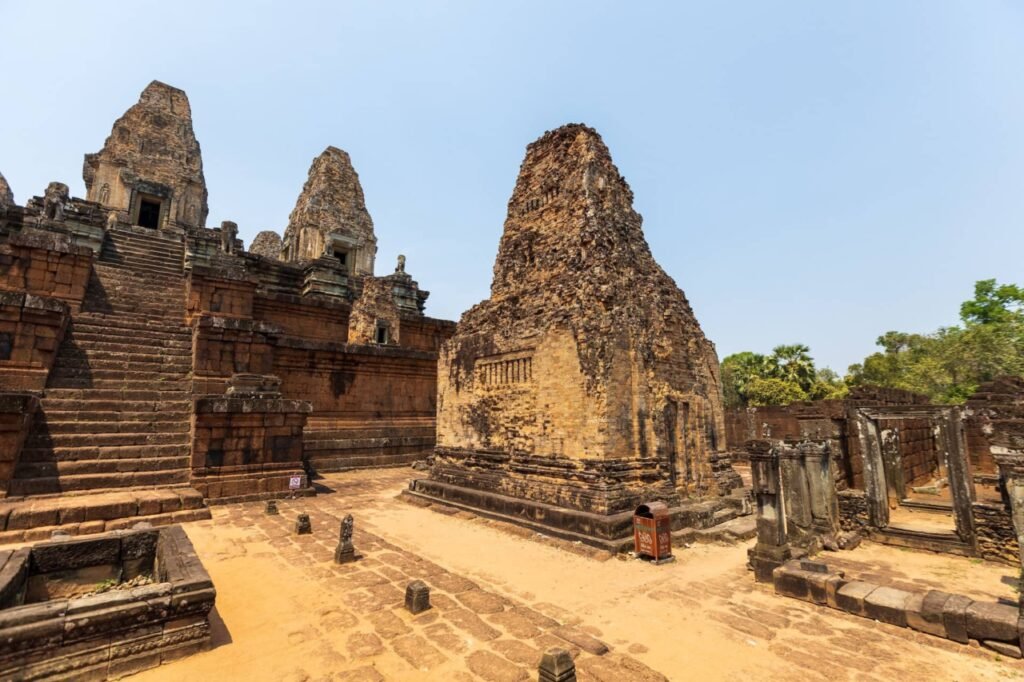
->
[771,558,1024,659]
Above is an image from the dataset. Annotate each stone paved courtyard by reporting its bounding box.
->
[133,469,1024,681]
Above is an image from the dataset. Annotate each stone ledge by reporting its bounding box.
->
[771,560,1024,657]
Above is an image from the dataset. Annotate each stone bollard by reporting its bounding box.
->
[265,500,279,515]
[538,647,575,682]
[334,514,356,563]
[405,580,431,614]
[295,513,312,535]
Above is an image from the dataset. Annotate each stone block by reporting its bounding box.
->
[538,647,576,682]
[941,594,973,644]
[965,601,1020,643]
[404,580,431,614]
[824,575,848,610]
[835,581,877,617]
[30,535,120,573]
[864,586,911,627]
[906,591,948,638]
[982,640,1023,658]
[773,563,810,601]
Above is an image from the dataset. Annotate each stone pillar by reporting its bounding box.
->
[779,443,812,535]
[748,441,791,582]
[799,441,839,536]
[994,452,1024,608]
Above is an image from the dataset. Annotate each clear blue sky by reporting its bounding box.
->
[2,2,1022,372]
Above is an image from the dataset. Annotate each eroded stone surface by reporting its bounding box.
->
[421,124,740,542]
[281,146,376,272]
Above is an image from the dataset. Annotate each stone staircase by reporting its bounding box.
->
[1,227,209,540]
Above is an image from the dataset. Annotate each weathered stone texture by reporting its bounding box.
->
[348,275,401,345]
[420,124,737,541]
[249,230,283,259]
[83,80,208,229]
[0,172,13,209]
[282,146,377,272]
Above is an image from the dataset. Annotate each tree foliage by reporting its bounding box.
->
[845,279,1024,403]
[721,345,845,407]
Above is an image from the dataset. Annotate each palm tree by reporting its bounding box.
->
[768,344,816,393]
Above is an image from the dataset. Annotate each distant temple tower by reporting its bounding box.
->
[281,146,377,274]
[410,124,739,545]
[83,80,208,230]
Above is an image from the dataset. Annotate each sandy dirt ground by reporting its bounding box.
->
[132,468,1024,681]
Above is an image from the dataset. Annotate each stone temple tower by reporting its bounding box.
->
[410,124,740,546]
[83,80,208,230]
[281,146,377,275]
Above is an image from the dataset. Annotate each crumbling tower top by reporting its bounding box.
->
[281,146,377,274]
[0,171,13,209]
[83,80,208,230]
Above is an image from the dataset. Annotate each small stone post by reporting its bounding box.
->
[295,513,312,535]
[538,647,575,682]
[265,500,279,515]
[404,580,431,614]
[334,514,356,564]
[747,440,791,582]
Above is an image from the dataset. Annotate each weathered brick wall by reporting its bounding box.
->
[190,396,311,501]
[877,416,939,487]
[837,488,870,531]
[0,234,92,310]
[0,393,36,495]
[0,292,70,391]
[972,501,1019,565]
[253,295,349,343]
[191,317,276,394]
[348,275,401,345]
[186,273,254,323]
[965,377,1024,475]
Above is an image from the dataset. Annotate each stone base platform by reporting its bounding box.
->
[0,486,211,544]
[404,478,751,552]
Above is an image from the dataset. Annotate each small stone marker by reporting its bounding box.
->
[538,647,576,682]
[404,580,431,614]
[334,514,356,563]
[295,512,312,534]
[265,500,279,515]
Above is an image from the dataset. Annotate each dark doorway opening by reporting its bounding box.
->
[334,249,348,268]
[138,198,161,229]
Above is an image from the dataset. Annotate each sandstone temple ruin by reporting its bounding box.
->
[407,124,746,549]
[0,80,453,541]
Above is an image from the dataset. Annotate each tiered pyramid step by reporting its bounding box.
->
[0,487,210,544]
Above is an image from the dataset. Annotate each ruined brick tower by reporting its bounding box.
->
[409,124,741,547]
[281,146,377,273]
[83,81,208,230]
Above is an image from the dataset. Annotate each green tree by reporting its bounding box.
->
[722,345,844,406]
[745,377,807,406]
[960,279,1024,325]
[846,279,1024,403]
[767,343,816,393]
